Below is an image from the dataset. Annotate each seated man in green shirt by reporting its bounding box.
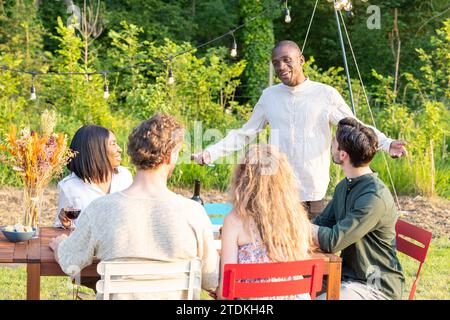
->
[311,117,405,300]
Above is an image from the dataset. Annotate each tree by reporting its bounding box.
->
[239,0,275,106]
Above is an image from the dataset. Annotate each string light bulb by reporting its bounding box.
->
[102,72,110,99]
[344,1,353,11]
[284,1,291,23]
[229,32,238,57]
[103,84,110,99]
[166,56,175,85]
[284,8,292,23]
[30,84,37,100]
[334,0,350,11]
[230,42,238,57]
[30,74,37,100]
[167,67,175,85]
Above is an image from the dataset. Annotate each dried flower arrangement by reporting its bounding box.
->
[0,110,75,234]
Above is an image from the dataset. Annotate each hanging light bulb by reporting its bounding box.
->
[167,67,175,85]
[344,1,353,12]
[284,1,292,23]
[167,56,175,85]
[284,8,292,23]
[334,0,342,10]
[30,74,37,100]
[103,84,110,99]
[102,72,110,99]
[229,31,238,57]
[230,41,238,58]
[334,0,349,11]
[30,84,37,100]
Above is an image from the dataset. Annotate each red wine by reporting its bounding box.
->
[191,179,204,206]
[65,209,81,220]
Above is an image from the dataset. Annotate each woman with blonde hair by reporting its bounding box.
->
[218,143,313,300]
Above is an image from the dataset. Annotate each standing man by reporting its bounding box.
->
[311,117,405,300]
[192,40,406,218]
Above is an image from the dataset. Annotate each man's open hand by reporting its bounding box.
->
[191,151,211,165]
[389,140,407,158]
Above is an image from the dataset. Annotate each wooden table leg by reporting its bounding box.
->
[327,260,342,300]
[27,263,41,300]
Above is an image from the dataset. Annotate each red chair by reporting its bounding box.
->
[395,219,432,300]
[222,259,325,300]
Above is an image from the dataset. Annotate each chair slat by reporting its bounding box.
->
[96,277,201,294]
[234,279,312,298]
[396,220,432,246]
[97,260,201,276]
[396,237,427,262]
[227,259,324,279]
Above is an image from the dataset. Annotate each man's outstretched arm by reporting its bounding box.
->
[192,97,268,165]
[328,87,407,158]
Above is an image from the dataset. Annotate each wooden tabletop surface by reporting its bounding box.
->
[1,227,341,265]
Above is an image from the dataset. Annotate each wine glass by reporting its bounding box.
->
[64,197,82,231]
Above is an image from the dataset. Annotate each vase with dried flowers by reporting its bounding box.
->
[0,110,76,238]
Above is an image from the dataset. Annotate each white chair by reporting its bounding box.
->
[96,259,202,300]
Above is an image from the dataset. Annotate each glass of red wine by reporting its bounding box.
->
[64,197,82,231]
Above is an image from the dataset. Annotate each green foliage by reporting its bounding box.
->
[0,2,448,199]
[357,20,450,198]
[239,0,275,105]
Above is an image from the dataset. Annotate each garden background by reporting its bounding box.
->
[0,0,448,299]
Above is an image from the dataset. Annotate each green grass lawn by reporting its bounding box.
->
[0,237,448,300]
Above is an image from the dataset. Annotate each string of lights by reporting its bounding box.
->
[1,0,360,100]
[0,0,288,100]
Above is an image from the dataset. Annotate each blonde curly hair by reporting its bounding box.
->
[127,114,184,170]
[230,144,312,261]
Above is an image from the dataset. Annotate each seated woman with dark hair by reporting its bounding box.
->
[54,125,133,229]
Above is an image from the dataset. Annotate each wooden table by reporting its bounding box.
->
[0,227,342,300]
[0,227,98,300]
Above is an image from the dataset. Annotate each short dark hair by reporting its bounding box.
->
[336,117,379,167]
[272,40,303,56]
[67,125,114,183]
[127,114,184,170]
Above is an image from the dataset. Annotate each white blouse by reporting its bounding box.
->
[53,166,133,228]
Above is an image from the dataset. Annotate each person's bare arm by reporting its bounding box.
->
[310,224,320,247]
[217,212,240,300]
[49,234,68,263]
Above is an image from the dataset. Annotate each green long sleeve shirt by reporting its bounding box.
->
[313,173,405,299]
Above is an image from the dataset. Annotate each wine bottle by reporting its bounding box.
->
[191,179,204,205]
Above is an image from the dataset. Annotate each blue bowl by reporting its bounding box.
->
[1,227,36,243]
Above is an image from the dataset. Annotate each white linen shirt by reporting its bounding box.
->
[53,166,133,228]
[206,79,393,201]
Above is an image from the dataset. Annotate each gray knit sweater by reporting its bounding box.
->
[57,191,219,299]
